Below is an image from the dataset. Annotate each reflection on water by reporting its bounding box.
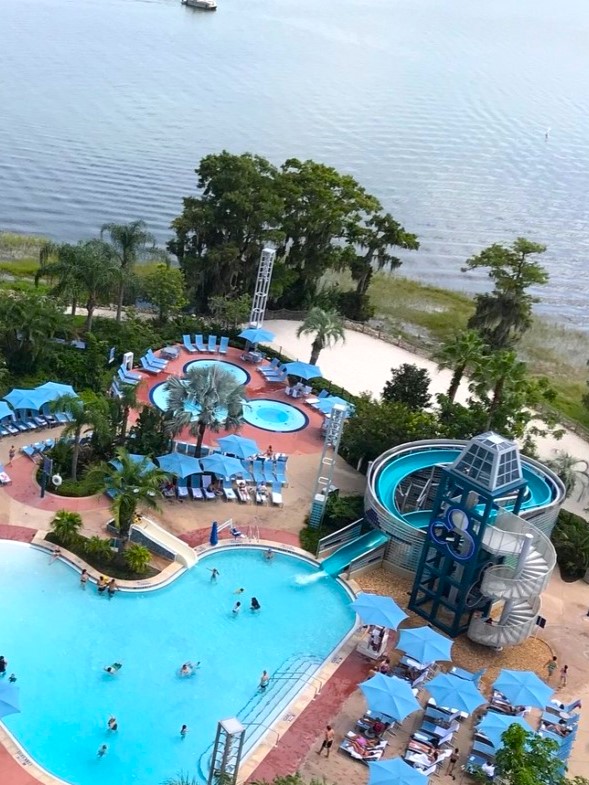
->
[1,0,588,323]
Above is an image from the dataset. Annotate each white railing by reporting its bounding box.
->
[468,597,541,648]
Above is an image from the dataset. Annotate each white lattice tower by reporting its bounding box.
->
[309,404,347,528]
[249,247,276,328]
[207,718,246,785]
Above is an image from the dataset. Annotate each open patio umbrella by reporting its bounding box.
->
[0,401,14,421]
[0,682,20,719]
[156,452,202,479]
[35,382,78,403]
[217,434,259,460]
[397,626,453,663]
[282,361,323,380]
[239,327,275,344]
[109,454,157,474]
[314,396,355,415]
[3,388,46,412]
[493,669,553,709]
[351,593,408,630]
[368,756,428,785]
[209,520,219,546]
[426,672,486,714]
[200,453,245,478]
[477,712,532,748]
[359,673,421,722]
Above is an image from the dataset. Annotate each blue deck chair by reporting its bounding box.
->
[271,480,283,507]
[208,335,218,353]
[53,412,69,425]
[260,359,280,376]
[0,426,8,438]
[118,367,138,385]
[3,420,18,435]
[218,336,229,355]
[140,357,160,375]
[275,459,287,486]
[265,370,288,384]
[264,461,275,484]
[222,478,237,501]
[240,461,253,482]
[21,445,37,460]
[190,475,204,500]
[253,460,266,484]
[194,334,206,352]
[146,349,168,368]
[44,438,56,449]
[183,334,197,353]
[120,365,141,382]
[177,477,189,500]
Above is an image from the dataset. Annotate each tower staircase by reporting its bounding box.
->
[468,509,556,648]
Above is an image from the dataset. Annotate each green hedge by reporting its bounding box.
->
[299,494,364,554]
[551,509,589,581]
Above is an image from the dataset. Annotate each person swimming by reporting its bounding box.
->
[251,597,261,611]
[180,724,188,738]
[264,548,273,561]
[107,716,118,731]
[259,670,270,690]
[104,662,122,675]
[97,744,108,758]
[234,587,245,595]
[232,601,241,614]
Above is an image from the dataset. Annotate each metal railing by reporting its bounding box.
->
[468,596,541,648]
[316,519,364,558]
[347,542,388,575]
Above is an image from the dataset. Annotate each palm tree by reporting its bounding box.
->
[296,307,345,365]
[51,394,110,481]
[470,349,527,430]
[165,365,246,457]
[100,220,156,322]
[37,241,83,315]
[546,451,589,500]
[50,510,83,546]
[114,383,138,442]
[437,330,486,403]
[92,448,166,550]
[162,774,200,785]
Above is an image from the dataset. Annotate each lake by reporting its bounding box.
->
[0,0,588,324]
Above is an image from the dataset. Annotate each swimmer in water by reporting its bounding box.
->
[251,597,261,611]
[180,724,188,738]
[259,670,270,690]
[209,568,220,582]
[232,601,241,614]
[97,744,108,758]
[104,662,122,675]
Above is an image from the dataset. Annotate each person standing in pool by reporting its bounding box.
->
[97,576,107,594]
[0,656,7,676]
[180,724,188,738]
[8,673,16,683]
[259,670,270,690]
[264,548,274,561]
[107,716,118,731]
[251,597,261,611]
[209,567,220,582]
[232,601,241,614]
[107,578,118,599]
[80,569,88,589]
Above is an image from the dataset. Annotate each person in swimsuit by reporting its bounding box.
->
[97,745,108,758]
[107,716,118,731]
[50,547,61,563]
[80,569,88,589]
[264,548,273,560]
[104,663,122,675]
[232,601,241,614]
[209,568,220,581]
[180,724,188,738]
[107,579,118,599]
[97,576,107,594]
[259,670,270,690]
[251,597,261,611]
[8,673,16,683]
[317,725,335,758]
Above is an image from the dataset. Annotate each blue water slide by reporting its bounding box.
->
[320,530,389,576]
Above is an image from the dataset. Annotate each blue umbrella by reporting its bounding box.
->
[477,712,532,748]
[239,327,276,344]
[493,670,553,709]
[156,452,203,479]
[427,672,486,714]
[4,387,46,412]
[351,593,408,630]
[35,382,78,400]
[200,453,246,478]
[314,396,354,415]
[0,682,20,719]
[368,757,428,785]
[397,626,453,663]
[359,674,421,722]
[282,361,323,380]
[209,520,219,546]
[217,434,259,460]
[0,401,14,421]
[109,454,157,474]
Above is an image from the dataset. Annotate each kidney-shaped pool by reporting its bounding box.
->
[0,542,355,785]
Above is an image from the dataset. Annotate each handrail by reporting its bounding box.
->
[316,518,364,556]
[347,542,387,575]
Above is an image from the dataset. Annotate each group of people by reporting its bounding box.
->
[545,655,569,687]
[97,575,119,598]
[0,654,16,683]
[232,596,262,614]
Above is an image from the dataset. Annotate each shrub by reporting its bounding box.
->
[50,510,83,547]
[551,509,589,580]
[382,363,431,410]
[84,536,114,563]
[299,494,365,554]
[123,543,151,575]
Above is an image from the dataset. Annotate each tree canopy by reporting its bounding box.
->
[382,363,431,410]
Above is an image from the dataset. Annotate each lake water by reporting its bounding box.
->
[1,0,588,324]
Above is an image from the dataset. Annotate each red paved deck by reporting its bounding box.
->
[248,651,367,782]
[0,523,37,542]
[135,346,326,456]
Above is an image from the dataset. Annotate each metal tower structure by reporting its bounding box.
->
[309,404,348,529]
[408,432,528,638]
[249,247,276,328]
[207,717,246,785]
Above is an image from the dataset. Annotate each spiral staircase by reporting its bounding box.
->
[468,509,556,648]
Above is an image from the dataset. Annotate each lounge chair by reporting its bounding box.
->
[53,412,69,425]
[3,421,18,435]
[146,349,168,368]
[253,460,265,485]
[275,459,287,486]
[25,418,39,430]
[218,336,229,355]
[177,478,189,500]
[118,367,139,385]
[271,481,283,507]
[236,481,249,503]
[264,462,275,484]
[265,370,288,384]
[259,358,279,374]
[32,415,48,428]
[202,475,216,500]
[140,357,160,375]
[21,445,37,460]
[120,365,141,382]
[207,335,218,353]
[451,666,485,684]
[222,479,237,501]
[183,334,198,353]
[340,732,387,763]
[0,426,8,438]
[255,486,268,505]
[239,461,253,482]
[194,334,206,352]
[44,438,56,449]
[0,470,11,485]
[230,525,243,541]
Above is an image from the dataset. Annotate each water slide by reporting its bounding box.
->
[130,517,197,568]
[320,530,389,576]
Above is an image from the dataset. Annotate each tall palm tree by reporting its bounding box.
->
[296,307,345,365]
[100,220,156,322]
[470,349,527,429]
[51,394,110,481]
[437,330,486,403]
[91,448,166,551]
[114,383,138,442]
[37,241,83,315]
[165,365,246,457]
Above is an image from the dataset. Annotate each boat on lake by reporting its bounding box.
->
[182,0,217,9]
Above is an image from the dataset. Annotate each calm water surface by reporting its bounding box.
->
[1,0,588,323]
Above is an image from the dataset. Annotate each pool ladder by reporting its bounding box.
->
[247,525,260,542]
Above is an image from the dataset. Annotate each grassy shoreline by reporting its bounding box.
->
[3,231,589,431]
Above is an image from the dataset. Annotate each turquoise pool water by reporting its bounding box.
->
[375,448,555,528]
[183,360,250,387]
[0,543,354,785]
[242,399,308,433]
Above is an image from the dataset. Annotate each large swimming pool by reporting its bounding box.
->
[0,542,355,785]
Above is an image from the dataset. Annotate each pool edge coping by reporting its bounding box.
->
[0,536,361,785]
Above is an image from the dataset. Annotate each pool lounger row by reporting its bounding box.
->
[1,412,71,437]
[183,335,229,355]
